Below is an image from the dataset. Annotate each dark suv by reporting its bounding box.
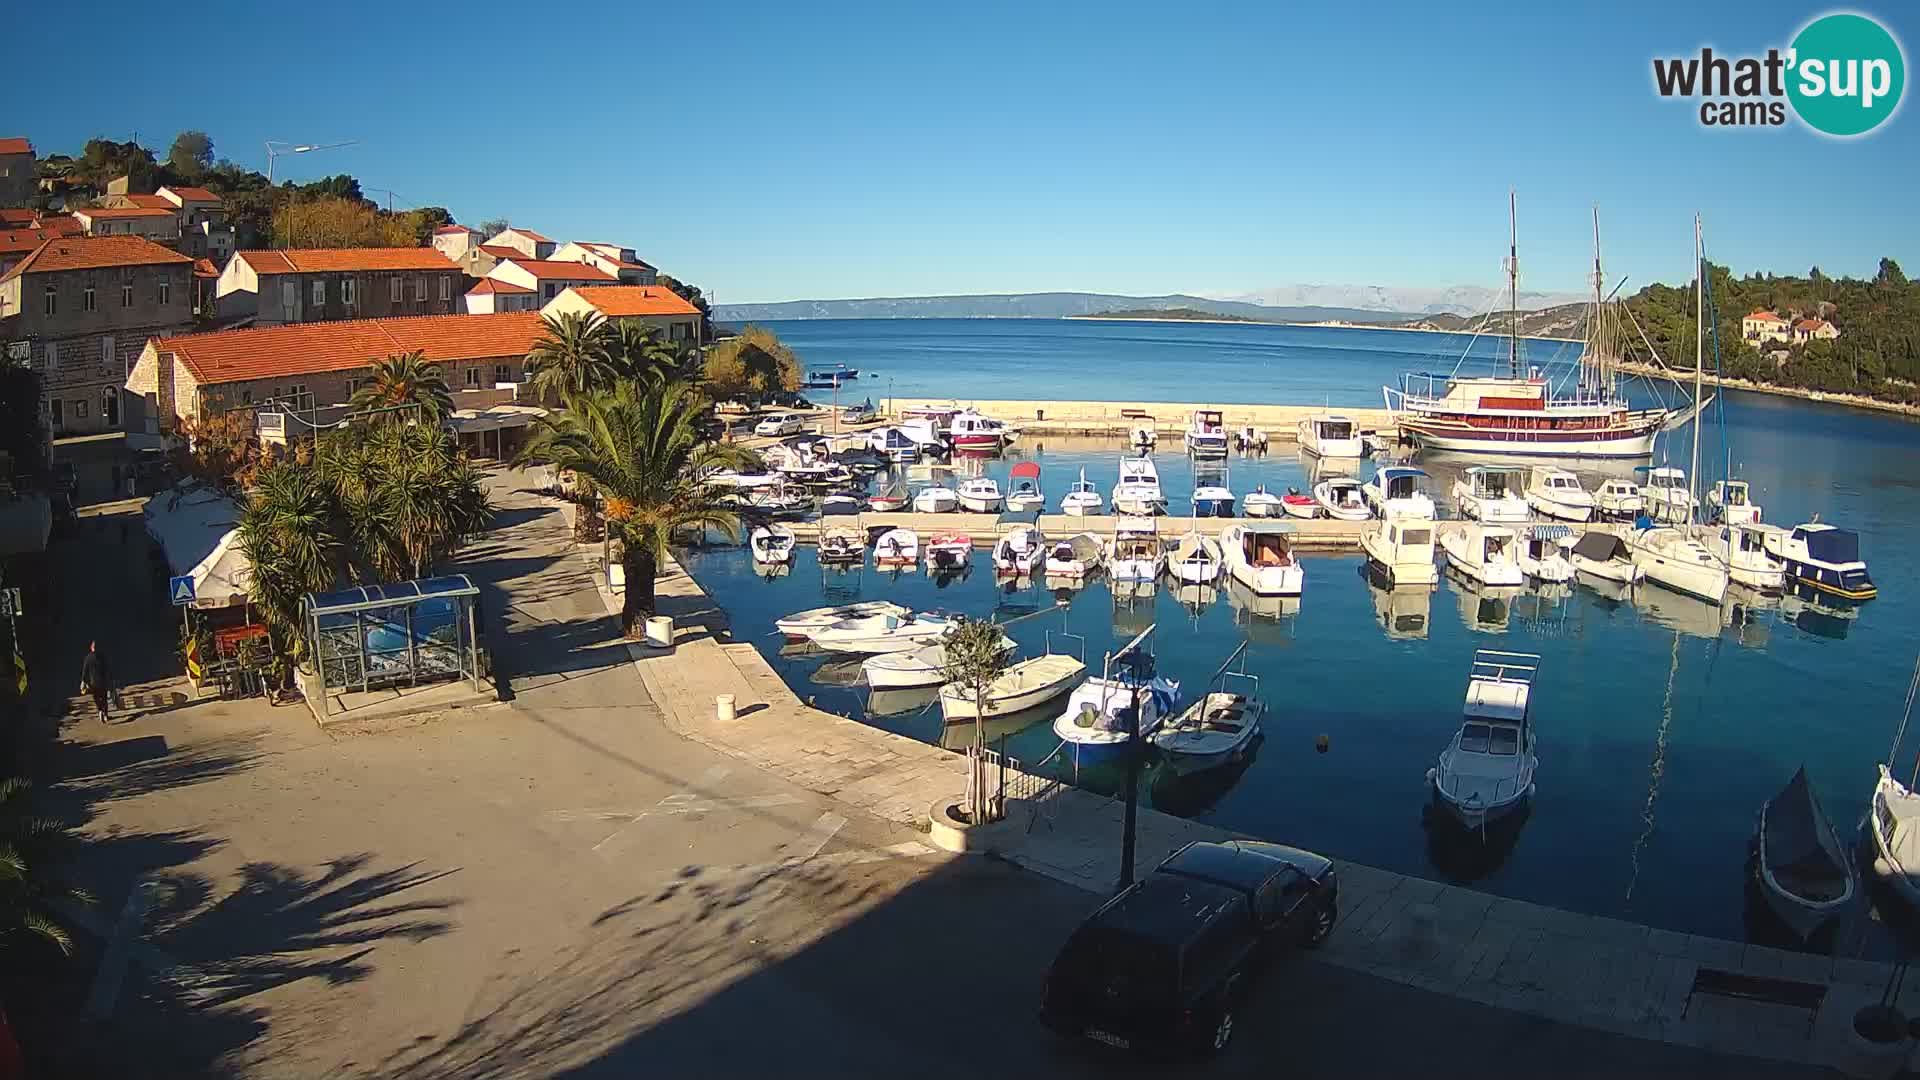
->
[1039,840,1338,1057]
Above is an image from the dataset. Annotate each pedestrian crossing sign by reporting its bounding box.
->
[169,576,196,606]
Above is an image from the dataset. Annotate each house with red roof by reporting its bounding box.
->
[484,227,556,261]
[542,285,700,344]
[484,257,615,304]
[74,205,182,246]
[464,278,538,315]
[0,217,85,276]
[430,223,483,263]
[1792,317,1839,343]
[1741,310,1790,345]
[0,137,32,207]
[550,241,658,286]
[217,247,465,326]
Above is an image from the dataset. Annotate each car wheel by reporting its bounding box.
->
[1306,900,1337,947]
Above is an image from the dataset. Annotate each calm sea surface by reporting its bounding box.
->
[682,318,1920,948]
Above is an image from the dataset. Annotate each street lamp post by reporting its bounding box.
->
[264,139,359,247]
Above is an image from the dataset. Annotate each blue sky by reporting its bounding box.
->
[11,1,1916,303]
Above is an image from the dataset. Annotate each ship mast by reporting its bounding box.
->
[1689,214,1703,525]
[1589,205,1606,395]
[1507,189,1520,379]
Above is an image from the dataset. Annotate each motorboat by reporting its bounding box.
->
[775,600,909,640]
[1280,488,1320,519]
[1044,532,1105,579]
[734,484,812,519]
[1051,660,1181,768]
[1169,531,1223,585]
[1639,466,1695,523]
[1628,524,1729,604]
[1362,466,1436,521]
[862,633,1015,690]
[991,519,1045,576]
[1184,409,1229,458]
[819,491,863,516]
[948,410,1012,450]
[818,512,865,565]
[833,447,887,476]
[1221,522,1303,597]
[780,461,854,489]
[1108,516,1164,582]
[1060,468,1104,516]
[1566,531,1645,586]
[1005,462,1045,512]
[956,477,1004,514]
[1242,485,1285,518]
[912,484,959,514]
[867,426,921,464]
[872,527,920,569]
[1313,476,1371,522]
[1112,455,1166,515]
[897,416,949,450]
[1192,472,1236,517]
[1870,764,1920,912]
[1594,478,1644,520]
[841,398,879,425]
[1439,523,1524,586]
[1235,426,1268,452]
[1761,521,1876,601]
[1708,479,1761,525]
[1452,466,1529,524]
[811,611,957,654]
[1360,515,1438,587]
[803,364,858,389]
[1696,521,1784,592]
[940,650,1087,721]
[867,481,910,512]
[1297,413,1363,457]
[1131,424,1158,450]
[924,532,972,573]
[749,524,796,564]
[1150,644,1263,773]
[1516,525,1573,583]
[1428,650,1540,830]
[1524,467,1595,522]
[1753,766,1855,940]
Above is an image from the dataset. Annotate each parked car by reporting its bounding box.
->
[754,413,806,437]
[1039,840,1339,1057]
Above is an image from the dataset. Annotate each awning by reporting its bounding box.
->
[1530,524,1573,539]
[143,483,251,609]
[449,404,547,434]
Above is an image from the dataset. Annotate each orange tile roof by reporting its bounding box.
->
[0,209,39,226]
[1745,310,1785,322]
[152,312,549,385]
[1793,318,1829,331]
[501,259,616,281]
[118,194,175,210]
[502,227,552,243]
[0,137,31,156]
[0,218,85,255]
[477,244,522,259]
[566,285,699,317]
[434,224,477,235]
[1,235,192,280]
[79,206,177,220]
[234,248,460,274]
[467,279,533,295]
[163,186,220,203]
[192,258,220,278]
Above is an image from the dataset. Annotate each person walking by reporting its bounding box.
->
[79,641,112,722]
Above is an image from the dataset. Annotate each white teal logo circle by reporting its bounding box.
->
[1788,12,1905,136]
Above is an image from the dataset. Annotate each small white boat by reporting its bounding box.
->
[1235,426,1268,452]
[1452,466,1529,524]
[1439,523,1524,586]
[862,633,1015,689]
[1060,468,1105,516]
[1640,466,1695,523]
[897,416,950,449]
[1045,532,1105,579]
[867,426,920,464]
[1517,525,1573,583]
[1169,531,1223,585]
[1628,525,1728,604]
[956,477,1004,514]
[1428,650,1540,830]
[1184,409,1229,458]
[872,527,920,569]
[867,481,910,512]
[811,611,958,654]
[1313,476,1371,521]
[818,517,865,565]
[991,522,1046,575]
[1594,478,1644,520]
[749,523,796,564]
[1566,531,1645,586]
[1754,765,1855,940]
[1360,515,1438,587]
[819,491,862,516]
[1005,462,1045,512]
[1280,488,1319,519]
[1108,516,1163,582]
[948,409,1012,450]
[1762,521,1877,601]
[1150,644,1263,773]
[1130,424,1158,450]
[1708,479,1761,525]
[1871,763,1920,913]
[1112,455,1166,516]
[1297,413,1363,457]
[1362,465,1436,521]
[925,532,972,573]
[1525,467,1595,523]
[1696,521,1784,592]
[1052,669,1182,768]
[1221,522,1303,597]
[1192,471,1235,517]
[775,600,909,640]
[940,651,1087,720]
[913,485,959,514]
[1242,485,1284,518]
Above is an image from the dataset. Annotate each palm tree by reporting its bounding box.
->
[236,461,343,664]
[516,380,753,632]
[318,424,491,582]
[940,620,1011,825]
[608,320,682,386]
[349,350,453,425]
[525,311,614,404]
[1,777,91,955]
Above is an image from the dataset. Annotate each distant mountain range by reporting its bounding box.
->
[712,292,1420,324]
[1209,284,1590,316]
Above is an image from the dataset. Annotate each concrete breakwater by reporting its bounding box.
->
[884,397,1397,440]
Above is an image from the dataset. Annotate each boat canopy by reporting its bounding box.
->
[1529,524,1573,540]
[1056,533,1105,562]
[1762,766,1849,886]
[821,501,860,518]
[996,508,1041,528]
[1571,532,1628,561]
[1801,526,1861,564]
[1010,461,1041,480]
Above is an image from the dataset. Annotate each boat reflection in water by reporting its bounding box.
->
[1780,582,1859,640]
[1174,581,1219,617]
[1301,448,1361,480]
[1424,798,1533,884]
[1112,580,1158,635]
[757,562,793,581]
[1225,576,1299,645]
[809,657,869,689]
[865,685,940,718]
[1151,735,1265,818]
[1447,567,1520,634]
[1360,563,1431,641]
[935,700,1057,751]
[1634,582,1775,647]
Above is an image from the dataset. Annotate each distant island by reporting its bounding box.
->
[1074,307,1265,323]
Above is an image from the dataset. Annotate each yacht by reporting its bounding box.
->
[1627,524,1729,604]
[947,410,1012,450]
[1871,763,1920,912]
[818,511,865,566]
[1005,462,1045,512]
[1439,523,1524,586]
[1297,413,1364,457]
[749,523,796,565]
[871,528,919,569]
[1428,650,1540,830]
[1131,424,1158,450]
[1594,478,1645,520]
[867,481,909,512]
[1516,526,1573,583]
[1697,521,1784,592]
[1707,479,1761,525]
[1108,515,1164,583]
[1060,468,1104,516]
[1762,521,1877,601]
[912,484,958,513]
[1242,485,1285,518]
[1362,465,1436,521]
[1184,409,1230,458]
[1235,426,1268,452]
[1452,466,1529,524]
[1640,466,1695,523]
[955,477,1004,513]
[1112,455,1166,515]
[1525,467,1595,522]
[1221,522,1304,597]
[939,639,1087,720]
[1360,515,1438,587]
[1312,476,1371,521]
[1169,531,1224,585]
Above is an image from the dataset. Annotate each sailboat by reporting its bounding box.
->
[1872,660,1920,913]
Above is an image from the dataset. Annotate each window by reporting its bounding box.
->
[438,276,451,301]
[494,363,513,385]
[464,367,480,387]
[43,284,56,316]
[289,382,310,409]
[347,377,363,394]
[282,281,299,309]
[341,278,356,306]
[241,389,252,405]
[417,277,428,304]
[121,277,133,307]
[74,398,88,419]
[44,341,58,370]
[100,336,114,368]
[313,280,327,307]
[390,278,402,303]
[543,284,557,300]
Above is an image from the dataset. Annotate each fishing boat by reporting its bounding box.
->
[991,515,1045,576]
[775,600,910,640]
[1516,525,1573,583]
[867,481,910,512]
[1628,524,1729,604]
[1594,478,1645,520]
[811,611,957,654]
[1752,766,1855,940]
[1108,515,1164,582]
[871,528,920,569]
[1131,423,1158,450]
[1192,470,1235,517]
[1525,467,1595,522]
[1051,632,1181,769]
[1169,531,1223,585]
[1221,522,1303,597]
[1112,455,1166,516]
[1312,476,1371,521]
[912,484,959,514]
[1242,485,1284,518]
[1297,413,1363,457]
[1150,643,1263,774]
[1452,466,1529,524]
[1005,462,1045,512]
[818,509,865,565]
[947,410,1012,450]
[1384,198,1671,458]
[956,476,1004,514]
[1761,521,1876,601]
[1184,409,1229,458]
[749,523,796,564]
[1044,532,1106,579]
[1639,466,1695,523]
[841,398,879,425]
[1060,468,1104,516]
[1280,488,1320,519]
[1235,426,1268,452]
[1708,480,1761,525]
[1428,650,1540,830]
[803,364,859,389]
[939,640,1087,720]
[1566,531,1644,586]
[1439,523,1524,586]
[1360,515,1438,587]
[1362,465,1436,521]
[862,633,1015,690]
[924,533,972,573]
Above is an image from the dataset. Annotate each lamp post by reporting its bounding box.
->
[264,139,359,247]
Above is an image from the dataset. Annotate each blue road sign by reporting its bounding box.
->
[169,575,196,606]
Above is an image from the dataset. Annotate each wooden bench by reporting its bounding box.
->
[1684,967,1827,1033]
